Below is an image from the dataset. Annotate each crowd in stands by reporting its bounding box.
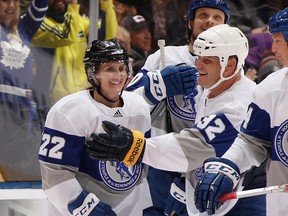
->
[18,0,288,98]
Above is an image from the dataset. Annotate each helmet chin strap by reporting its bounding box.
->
[92,77,119,103]
[96,85,120,103]
[206,65,240,91]
[92,77,129,103]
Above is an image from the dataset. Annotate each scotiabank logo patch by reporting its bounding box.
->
[99,161,142,191]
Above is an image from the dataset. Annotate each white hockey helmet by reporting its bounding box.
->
[193,24,249,90]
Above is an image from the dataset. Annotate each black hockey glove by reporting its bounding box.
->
[86,121,146,166]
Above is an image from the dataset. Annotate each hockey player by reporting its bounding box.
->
[193,8,288,216]
[38,39,196,215]
[125,0,231,215]
[86,24,266,215]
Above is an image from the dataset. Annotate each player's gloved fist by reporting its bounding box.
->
[194,157,240,215]
[161,65,198,97]
[143,65,198,105]
[86,120,145,166]
[164,177,188,216]
[68,191,116,216]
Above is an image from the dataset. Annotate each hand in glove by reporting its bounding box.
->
[86,121,145,166]
[164,177,188,216]
[144,65,198,104]
[194,157,240,215]
[68,191,116,216]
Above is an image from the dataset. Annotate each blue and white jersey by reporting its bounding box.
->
[39,90,152,216]
[0,0,48,99]
[223,67,288,216]
[142,73,265,215]
[126,45,198,135]
[0,0,48,181]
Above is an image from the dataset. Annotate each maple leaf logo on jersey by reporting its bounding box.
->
[0,39,30,69]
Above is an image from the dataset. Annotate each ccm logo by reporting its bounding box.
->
[206,163,240,181]
[73,194,97,216]
[152,73,164,97]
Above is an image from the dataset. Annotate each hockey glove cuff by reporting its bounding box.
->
[68,191,116,216]
[164,177,187,216]
[143,65,198,105]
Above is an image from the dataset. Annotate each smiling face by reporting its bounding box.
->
[189,7,225,42]
[195,54,239,98]
[195,56,221,89]
[93,61,129,102]
[130,27,152,52]
[0,0,20,28]
[271,32,288,67]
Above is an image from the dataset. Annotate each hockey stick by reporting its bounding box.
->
[157,39,173,134]
[218,184,288,202]
[157,39,175,216]
[158,39,166,70]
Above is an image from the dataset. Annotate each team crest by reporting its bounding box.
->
[0,39,30,69]
[99,161,142,191]
[167,90,197,121]
[275,120,288,167]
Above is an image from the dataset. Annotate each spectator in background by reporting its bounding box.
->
[115,0,190,48]
[31,0,89,116]
[115,25,131,52]
[244,32,274,82]
[113,0,137,24]
[227,0,265,34]
[99,0,118,40]
[115,25,135,85]
[121,14,152,74]
[32,0,118,118]
[0,0,48,181]
[256,50,282,83]
[78,0,118,40]
[151,0,189,46]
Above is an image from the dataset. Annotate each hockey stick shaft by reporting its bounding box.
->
[158,39,166,70]
[218,184,288,202]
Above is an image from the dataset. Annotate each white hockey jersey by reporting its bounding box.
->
[223,67,288,216]
[142,73,266,215]
[38,90,152,216]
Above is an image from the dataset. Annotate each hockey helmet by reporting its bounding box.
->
[84,39,131,81]
[188,0,230,23]
[268,8,288,42]
[193,24,248,70]
[193,24,248,90]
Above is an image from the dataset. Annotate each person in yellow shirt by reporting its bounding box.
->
[32,0,118,114]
